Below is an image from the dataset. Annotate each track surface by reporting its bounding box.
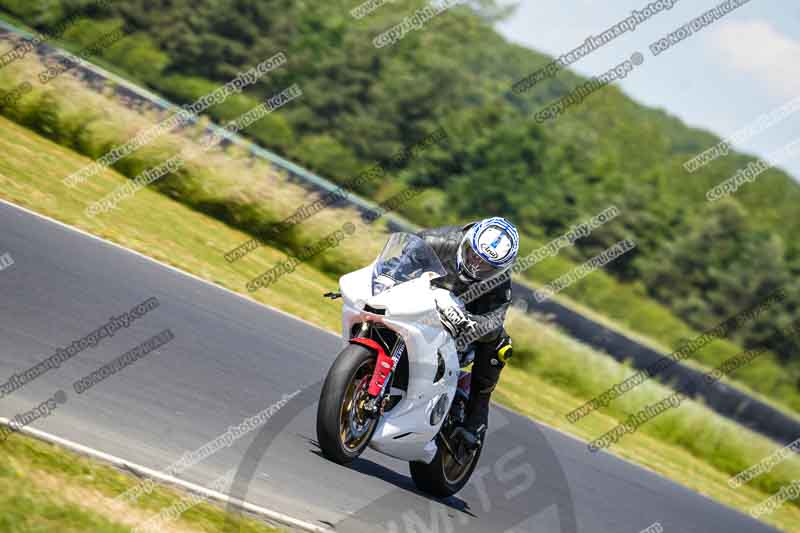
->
[0,201,779,533]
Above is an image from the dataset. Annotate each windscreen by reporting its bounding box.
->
[372,233,447,295]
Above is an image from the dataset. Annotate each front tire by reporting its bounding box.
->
[316,344,379,464]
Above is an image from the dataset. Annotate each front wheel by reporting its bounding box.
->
[410,433,483,497]
[316,344,379,464]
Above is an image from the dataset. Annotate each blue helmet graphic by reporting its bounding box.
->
[457,217,519,281]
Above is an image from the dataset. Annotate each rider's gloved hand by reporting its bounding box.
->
[434,291,475,340]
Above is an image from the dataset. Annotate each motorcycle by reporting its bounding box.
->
[316,232,482,496]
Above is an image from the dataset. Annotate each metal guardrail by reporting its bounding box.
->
[1,21,798,445]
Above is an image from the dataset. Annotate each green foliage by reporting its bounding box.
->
[289,133,360,182]
[640,200,796,356]
[101,32,170,82]
[0,0,64,26]
[59,16,120,47]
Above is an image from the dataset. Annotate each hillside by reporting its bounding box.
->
[1,0,798,392]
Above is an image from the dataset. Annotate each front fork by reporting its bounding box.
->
[349,335,405,416]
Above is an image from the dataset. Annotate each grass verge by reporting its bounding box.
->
[0,426,282,532]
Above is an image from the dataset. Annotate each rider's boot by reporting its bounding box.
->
[458,336,512,450]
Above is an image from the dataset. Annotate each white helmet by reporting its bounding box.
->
[456,217,519,281]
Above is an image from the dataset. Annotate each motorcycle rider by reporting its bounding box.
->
[417,217,519,449]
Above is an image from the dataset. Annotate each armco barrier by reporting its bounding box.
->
[1,20,798,445]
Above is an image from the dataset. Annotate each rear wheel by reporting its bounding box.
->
[410,414,483,497]
[316,344,379,464]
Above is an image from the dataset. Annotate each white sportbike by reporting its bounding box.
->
[316,232,482,496]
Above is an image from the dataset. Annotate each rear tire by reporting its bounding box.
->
[410,437,483,497]
[316,344,378,464]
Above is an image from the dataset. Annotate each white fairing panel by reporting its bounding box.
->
[339,264,374,339]
[339,271,461,463]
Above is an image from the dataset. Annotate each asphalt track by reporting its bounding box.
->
[0,200,780,533]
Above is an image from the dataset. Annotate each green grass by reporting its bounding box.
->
[504,309,800,503]
[0,425,282,532]
[2,95,800,532]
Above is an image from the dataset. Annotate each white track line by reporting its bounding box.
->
[0,198,341,531]
[0,415,332,532]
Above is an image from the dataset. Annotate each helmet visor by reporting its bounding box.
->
[459,238,497,280]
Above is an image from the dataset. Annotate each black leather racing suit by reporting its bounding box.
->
[417,223,513,435]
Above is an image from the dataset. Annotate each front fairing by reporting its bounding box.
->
[340,268,445,346]
[338,269,460,463]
